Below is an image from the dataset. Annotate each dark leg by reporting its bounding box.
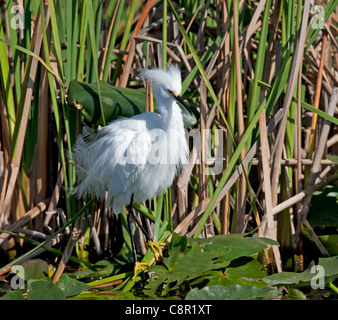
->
[128,194,152,279]
[130,205,166,262]
[127,194,138,264]
[130,210,153,243]
[128,194,166,279]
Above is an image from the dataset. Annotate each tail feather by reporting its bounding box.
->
[71,132,107,200]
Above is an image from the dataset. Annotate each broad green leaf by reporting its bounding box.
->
[67,80,197,128]
[20,259,49,280]
[56,274,90,297]
[185,284,282,300]
[68,80,145,124]
[199,257,267,288]
[146,242,230,296]
[27,278,66,300]
[145,233,230,296]
[188,234,279,262]
[0,291,25,300]
[145,233,278,296]
[264,256,338,287]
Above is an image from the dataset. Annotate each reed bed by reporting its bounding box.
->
[0,0,337,284]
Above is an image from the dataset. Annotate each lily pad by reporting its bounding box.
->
[145,233,278,296]
[27,278,66,300]
[20,259,49,280]
[263,256,338,287]
[56,274,90,298]
[188,234,279,262]
[185,284,282,300]
[146,239,230,296]
[200,257,267,288]
[0,290,25,300]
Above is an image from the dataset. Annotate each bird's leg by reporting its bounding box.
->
[129,208,166,262]
[127,195,166,279]
[127,195,150,279]
[127,196,138,265]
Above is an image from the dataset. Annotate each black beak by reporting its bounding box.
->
[175,94,193,115]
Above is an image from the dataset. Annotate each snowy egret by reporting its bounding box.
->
[72,64,192,278]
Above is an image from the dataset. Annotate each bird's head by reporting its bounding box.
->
[140,64,192,115]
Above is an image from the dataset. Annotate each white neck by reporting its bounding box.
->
[159,101,184,133]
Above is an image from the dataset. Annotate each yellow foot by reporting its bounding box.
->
[132,262,151,280]
[148,241,167,261]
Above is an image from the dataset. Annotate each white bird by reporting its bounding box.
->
[72,64,192,278]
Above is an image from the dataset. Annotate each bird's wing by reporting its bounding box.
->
[73,113,162,210]
[98,116,157,201]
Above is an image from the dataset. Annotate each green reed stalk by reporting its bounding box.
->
[111,0,138,84]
